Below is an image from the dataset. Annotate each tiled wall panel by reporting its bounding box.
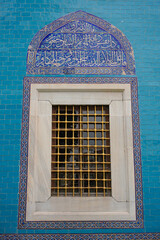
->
[0,0,160,237]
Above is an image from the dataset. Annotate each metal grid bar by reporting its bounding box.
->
[79,106,83,197]
[87,106,90,197]
[102,106,106,197]
[65,106,67,196]
[72,106,75,197]
[94,106,98,197]
[51,105,111,197]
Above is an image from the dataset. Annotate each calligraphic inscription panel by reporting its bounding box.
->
[27,11,135,75]
[36,21,126,69]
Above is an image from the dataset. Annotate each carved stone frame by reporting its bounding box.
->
[18,76,143,229]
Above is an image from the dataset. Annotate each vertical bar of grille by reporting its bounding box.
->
[94,105,98,197]
[87,106,90,197]
[57,106,60,197]
[65,105,67,196]
[79,106,83,197]
[102,106,106,197]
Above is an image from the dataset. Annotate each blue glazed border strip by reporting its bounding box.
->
[18,76,143,229]
[1,233,160,239]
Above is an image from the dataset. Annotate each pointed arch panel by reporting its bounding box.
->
[27,11,135,75]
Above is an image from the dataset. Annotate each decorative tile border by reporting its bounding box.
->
[27,11,135,75]
[18,76,143,229]
[1,233,160,240]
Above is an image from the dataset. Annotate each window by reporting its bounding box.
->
[26,83,136,221]
[19,11,143,229]
[51,105,111,197]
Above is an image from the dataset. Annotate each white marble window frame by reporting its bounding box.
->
[26,83,136,221]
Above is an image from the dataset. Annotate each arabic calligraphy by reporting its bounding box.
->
[60,20,102,33]
[35,21,127,68]
[39,33,121,50]
[36,50,126,67]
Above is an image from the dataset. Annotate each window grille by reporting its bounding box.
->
[51,105,111,197]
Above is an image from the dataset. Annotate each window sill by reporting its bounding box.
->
[27,197,135,221]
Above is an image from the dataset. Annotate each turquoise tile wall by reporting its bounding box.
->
[0,0,160,234]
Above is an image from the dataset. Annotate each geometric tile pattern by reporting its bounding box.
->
[26,11,135,75]
[1,233,160,240]
[18,76,143,229]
